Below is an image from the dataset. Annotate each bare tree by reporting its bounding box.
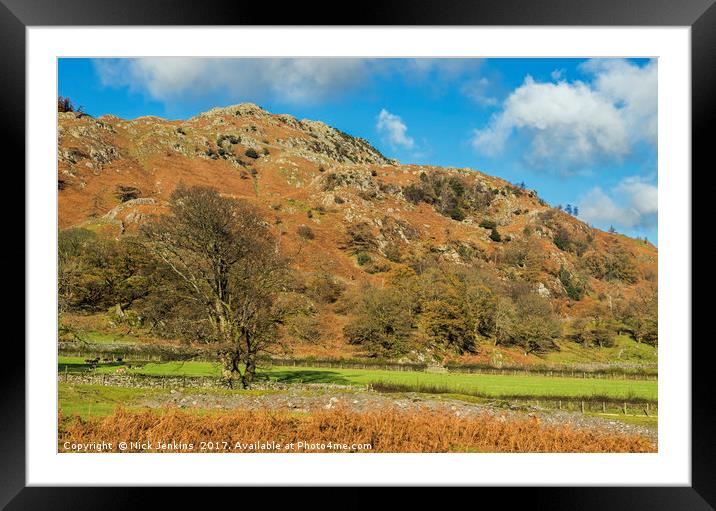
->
[142,185,288,388]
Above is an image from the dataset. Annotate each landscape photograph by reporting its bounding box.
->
[56,57,658,453]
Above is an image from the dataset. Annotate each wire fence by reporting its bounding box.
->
[59,343,657,380]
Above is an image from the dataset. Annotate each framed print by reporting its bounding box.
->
[5,0,712,506]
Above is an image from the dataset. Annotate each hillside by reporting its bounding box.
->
[57,103,658,366]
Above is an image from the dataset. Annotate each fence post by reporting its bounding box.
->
[581,401,585,414]
[623,402,627,415]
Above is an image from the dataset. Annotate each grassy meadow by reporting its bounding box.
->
[59,356,657,401]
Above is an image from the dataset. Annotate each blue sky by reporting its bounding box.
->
[58,57,658,243]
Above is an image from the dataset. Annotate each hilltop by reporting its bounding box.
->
[57,103,658,366]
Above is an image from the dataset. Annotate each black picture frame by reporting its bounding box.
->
[4,0,710,506]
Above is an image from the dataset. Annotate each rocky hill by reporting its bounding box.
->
[57,103,658,364]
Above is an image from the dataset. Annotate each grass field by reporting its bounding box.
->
[58,356,657,401]
[59,383,158,417]
[542,335,657,366]
[58,383,278,419]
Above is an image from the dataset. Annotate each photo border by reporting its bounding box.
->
[4,0,711,506]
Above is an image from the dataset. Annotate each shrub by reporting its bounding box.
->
[356,252,372,266]
[553,227,572,251]
[479,219,497,230]
[489,228,502,242]
[383,242,402,263]
[322,173,341,191]
[437,188,461,219]
[456,243,481,263]
[217,134,240,146]
[583,245,638,283]
[503,241,528,267]
[305,272,346,304]
[573,318,618,348]
[558,265,586,301]
[471,183,495,211]
[446,208,465,221]
[297,225,315,240]
[286,313,322,344]
[364,260,391,274]
[357,190,378,201]
[244,148,259,159]
[114,185,141,202]
[341,223,377,253]
[447,177,465,197]
[403,184,425,204]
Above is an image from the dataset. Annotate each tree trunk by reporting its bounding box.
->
[240,331,257,389]
[220,348,242,388]
[240,361,255,389]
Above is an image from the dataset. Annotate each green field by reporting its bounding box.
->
[542,335,658,366]
[58,382,275,419]
[58,356,657,401]
[59,383,158,417]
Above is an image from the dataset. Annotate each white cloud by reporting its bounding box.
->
[579,176,657,228]
[376,109,414,150]
[461,77,498,106]
[472,75,629,168]
[400,58,484,82]
[581,59,658,146]
[94,58,371,105]
[550,68,566,81]
[95,57,489,107]
[472,59,657,173]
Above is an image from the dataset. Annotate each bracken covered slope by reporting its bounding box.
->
[57,103,658,361]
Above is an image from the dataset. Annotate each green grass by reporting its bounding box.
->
[586,412,658,428]
[368,381,656,404]
[82,331,140,345]
[59,356,657,401]
[59,357,219,376]
[541,335,657,366]
[58,383,158,418]
[58,382,278,419]
[261,367,656,401]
